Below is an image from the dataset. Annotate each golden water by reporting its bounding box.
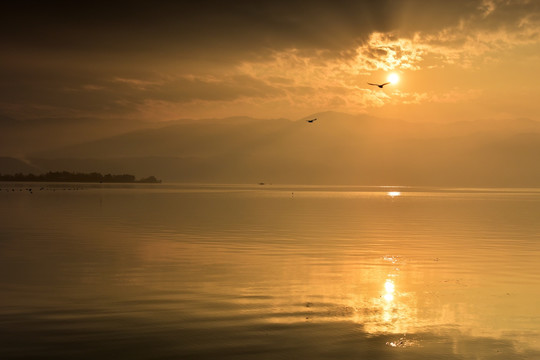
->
[1,184,539,359]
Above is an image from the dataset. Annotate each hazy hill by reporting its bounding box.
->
[0,116,156,157]
[19,112,540,186]
[0,157,41,175]
[36,116,293,159]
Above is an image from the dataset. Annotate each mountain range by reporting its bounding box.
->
[2,112,540,186]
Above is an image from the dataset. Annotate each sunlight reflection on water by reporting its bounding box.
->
[1,183,540,359]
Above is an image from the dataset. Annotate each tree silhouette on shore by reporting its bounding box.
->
[0,171,161,183]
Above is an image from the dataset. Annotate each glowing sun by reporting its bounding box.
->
[387,73,400,84]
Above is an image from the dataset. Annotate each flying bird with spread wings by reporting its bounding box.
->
[368,82,391,88]
[306,118,317,123]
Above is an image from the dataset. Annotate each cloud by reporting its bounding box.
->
[1,0,540,123]
[416,0,540,66]
[160,0,540,115]
[479,0,497,17]
[355,33,425,71]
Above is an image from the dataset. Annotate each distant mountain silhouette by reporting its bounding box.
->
[0,116,155,156]
[17,112,540,187]
[0,157,41,174]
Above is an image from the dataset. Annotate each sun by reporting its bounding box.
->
[387,73,399,84]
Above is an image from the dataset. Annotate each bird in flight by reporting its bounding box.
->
[368,82,390,88]
[306,118,317,123]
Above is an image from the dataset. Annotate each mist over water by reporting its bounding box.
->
[1,183,539,359]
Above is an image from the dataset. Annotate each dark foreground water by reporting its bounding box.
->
[1,183,539,359]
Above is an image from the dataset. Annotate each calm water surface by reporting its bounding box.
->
[1,183,539,359]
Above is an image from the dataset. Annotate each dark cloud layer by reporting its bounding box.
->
[1,0,479,56]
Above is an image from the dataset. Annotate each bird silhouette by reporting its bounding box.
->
[368,82,390,88]
[306,118,317,123]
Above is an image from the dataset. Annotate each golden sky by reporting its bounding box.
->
[1,0,540,125]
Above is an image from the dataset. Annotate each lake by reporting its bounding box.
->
[1,183,539,359]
